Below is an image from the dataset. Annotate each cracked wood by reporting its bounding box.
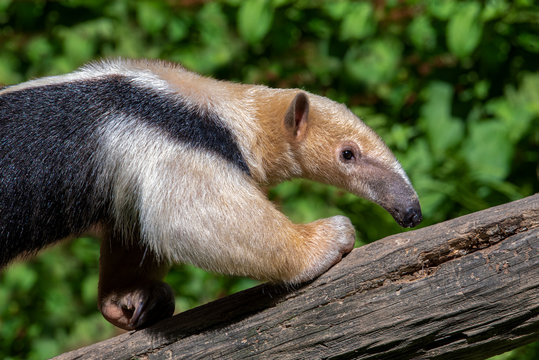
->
[54,194,539,360]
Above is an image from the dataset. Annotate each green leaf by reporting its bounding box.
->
[111,26,148,58]
[481,0,510,21]
[305,39,341,84]
[270,180,302,199]
[64,314,115,350]
[4,264,37,292]
[168,18,189,42]
[26,36,54,63]
[70,236,99,264]
[198,2,228,45]
[308,18,333,39]
[412,176,448,219]
[486,98,530,144]
[340,2,376,40]
[63,33,94,64]
[427,0,457,20]
[474,79,490,100]
[81,274,99,306]
[462,120,513,181]
[484,72,539,144]
[174,42,235,74]
[419,82,464,158]
[136,1,167,34]
[323,0,350,20]
[447,2,483,58]
[387,123,415,151]
[237,0,274,45]
[345,38,402,87]
[272,0,291,6]
[517,33,539,53]
[519,72,539,115]
[0,53,22,84]
[28,338,60,360]
[0,0,11,13]
[399,138,434,176]
[408,15,436,51]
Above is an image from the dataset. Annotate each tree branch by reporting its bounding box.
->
[55,194,539,360]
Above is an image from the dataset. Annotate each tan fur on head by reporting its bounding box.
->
[248,86,419,226]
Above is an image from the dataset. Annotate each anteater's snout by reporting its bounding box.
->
[357,163,423,229]
[401,205,422,228]
[391,202,422,228]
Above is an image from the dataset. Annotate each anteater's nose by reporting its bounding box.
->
[402,206,422,228]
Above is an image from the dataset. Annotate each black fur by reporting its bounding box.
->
[0,75,250,266]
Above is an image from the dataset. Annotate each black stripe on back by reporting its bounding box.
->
[87,76,251,174]
[0,75,250,265]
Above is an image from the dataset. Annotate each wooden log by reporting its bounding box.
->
[55,194,539,360]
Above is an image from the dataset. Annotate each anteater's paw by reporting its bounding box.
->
[99,281,175,330]
[324,215,356,255]
[289,215,356,284]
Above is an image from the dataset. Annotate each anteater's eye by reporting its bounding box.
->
[338,143,360,164]
[342,150,355,161]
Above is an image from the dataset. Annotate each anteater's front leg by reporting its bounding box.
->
[286,215,356,284]
[160,181,358,286]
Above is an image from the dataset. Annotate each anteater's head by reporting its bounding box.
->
[283,92,422,228]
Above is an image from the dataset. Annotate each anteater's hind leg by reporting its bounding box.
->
[98,229,174,330]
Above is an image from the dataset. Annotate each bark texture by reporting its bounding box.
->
[55,194,539,360]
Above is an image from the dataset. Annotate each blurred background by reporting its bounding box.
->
[0,0,537,358]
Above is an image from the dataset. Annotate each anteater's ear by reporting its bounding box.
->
[284,92,309,141]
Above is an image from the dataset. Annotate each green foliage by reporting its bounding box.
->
[238,0,274,44]
[0,0,537,358]
[340,2,376,40]
[447,2,483,58]
[0,239,116,359]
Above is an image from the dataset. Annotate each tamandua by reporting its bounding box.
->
[0,59,422,330]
